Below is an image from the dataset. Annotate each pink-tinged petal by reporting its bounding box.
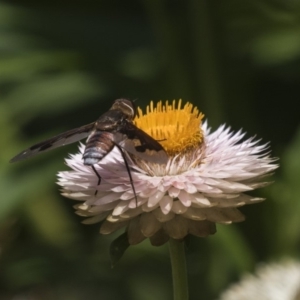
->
[194,183,223,194]
[178,190,192,207]
[200,207,245,223]
[159,195,173,215]
[184,182,198,194]
[120,207,143,219]
[168,186,180,198]
[94,192,122,205]
[150,229,169,246]
[61,191,92,201]
[120,190,135,200]
[208,194,264,207]
[112,201,129,216]
[148,190,166,207]
[188,220,216,237]
[140,213,162,237]
[100,220,129,234]
[82,212,110,224]
[111,185,128,192]
[171,200,188,214]
[192,193,213,207]
[183,207,206,220]
[172,180,185,189]
[157,184,169,193]
[152,208,175,222]
[139,188,158,198]
[142,202,159,212]
[203,178,253,192]
[87,202,120,213]
[106,214,122,223]
[127,218,146,245]
[128,197,147,209]
[163,216,189,239]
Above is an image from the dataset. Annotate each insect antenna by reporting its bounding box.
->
[91,165,101,196]
[116,145,138,207]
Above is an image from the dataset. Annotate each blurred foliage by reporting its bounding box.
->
[1,0,300,299]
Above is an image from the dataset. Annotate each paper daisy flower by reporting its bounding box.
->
[219,260,300,300]
[57,100,278,246]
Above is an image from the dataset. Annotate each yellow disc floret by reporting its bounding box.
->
[134,99,204,156]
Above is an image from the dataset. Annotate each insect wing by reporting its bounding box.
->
[10,123,95,163]
[116,123,168,164]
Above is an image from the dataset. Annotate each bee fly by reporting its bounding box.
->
[10,99,168,201]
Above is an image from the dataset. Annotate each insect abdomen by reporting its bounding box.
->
[83,131,115,165]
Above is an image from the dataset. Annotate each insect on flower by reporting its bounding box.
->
[10,99,169,200]
[57,99,278,246]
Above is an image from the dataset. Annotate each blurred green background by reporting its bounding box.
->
[1,1,300,299]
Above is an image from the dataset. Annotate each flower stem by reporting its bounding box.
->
[168,239,189,300]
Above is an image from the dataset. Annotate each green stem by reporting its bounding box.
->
[168,239,189,300]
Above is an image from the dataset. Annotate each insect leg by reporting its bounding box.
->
[91,165,101,195]
[115,145,138,207]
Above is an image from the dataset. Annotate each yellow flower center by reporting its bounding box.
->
[134,100,204,156]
